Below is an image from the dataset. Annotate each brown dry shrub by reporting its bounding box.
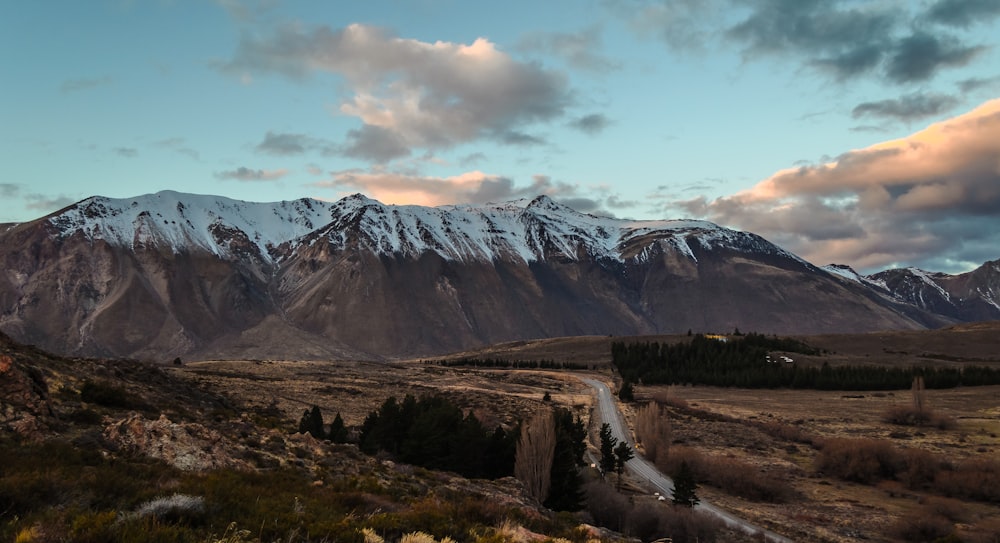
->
[816,438,904,484]
[888,510,955,542]
[583,481,629,532]
[656,445,705,479]
[753,421,815,445]
[658,447,794,503]
[635,402,671,465]
[883,406,958,429]
[650,389,688,409]
[934,458,1000,502]
[883,404,933,426]
[704,456,796,503]
[899,448,946,490]
[629,501,721,543]
[918,496,969,523]
[583,481,721,542]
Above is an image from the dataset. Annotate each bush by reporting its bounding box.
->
[882,405,955,429]
[816,438,904,484]
[889,510,955,542]
[658,447,793,503]
[80,379,132,408]
[701,456,796,503]
[128,493,206,524]
[934,458,1000,502]
[583,480,721,542]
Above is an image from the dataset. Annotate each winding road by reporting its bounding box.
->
[580,377,793,543]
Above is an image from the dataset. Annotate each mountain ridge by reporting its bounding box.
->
[1,191,996,360]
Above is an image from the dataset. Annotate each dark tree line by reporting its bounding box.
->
[358,395,517,479]
[297,397,590,509]
[433,358,590,370]
[612,334,1000,390]
[544,408,588,511]
[297,406,349,443]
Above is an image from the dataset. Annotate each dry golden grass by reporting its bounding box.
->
[642,383,1000,543]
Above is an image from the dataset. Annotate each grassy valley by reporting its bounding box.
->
[2,323,999,542]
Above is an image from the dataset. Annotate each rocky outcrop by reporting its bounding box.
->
[103,413,246,471]
[0,354,54,439]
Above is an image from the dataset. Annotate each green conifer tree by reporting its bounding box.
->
[328,412,348,443]
[598,423,618,476]
[613,441,634,490]
[671,460,699,507]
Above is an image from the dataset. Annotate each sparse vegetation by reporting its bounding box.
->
[583,480,721,542]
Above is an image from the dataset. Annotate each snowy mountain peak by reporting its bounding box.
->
[43,191,792,265]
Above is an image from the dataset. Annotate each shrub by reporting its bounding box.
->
[889,510,954,542]
[583,481,629,531]
[80,379,132,408]
[702,456,796,503]
[128,493,206,524]
[583,480,721,542]
[816,438,904,484]
[934,458,1000,502]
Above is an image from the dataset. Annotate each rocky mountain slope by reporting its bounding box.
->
[0,191,994,360]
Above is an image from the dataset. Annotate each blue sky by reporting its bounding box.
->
[2,0,1000,274]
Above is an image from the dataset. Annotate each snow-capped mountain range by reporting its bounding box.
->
[47,191,797,266]
[1,191,997,360]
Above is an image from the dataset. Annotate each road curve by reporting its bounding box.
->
[579,377,793,543]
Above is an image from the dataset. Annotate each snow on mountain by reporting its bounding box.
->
[48,191,338,262]
[46,191,796,264]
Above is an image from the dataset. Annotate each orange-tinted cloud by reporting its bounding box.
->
[681,98,1000,273]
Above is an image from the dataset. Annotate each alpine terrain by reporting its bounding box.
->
[1,191,996,360]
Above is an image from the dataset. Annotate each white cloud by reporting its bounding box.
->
[220,23,570,160]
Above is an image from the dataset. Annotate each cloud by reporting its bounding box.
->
[727,0,895,80]
[114,147,139,158]
[925,0,1000,27]
[607,0,727,53]
[24,194,77,212]
[340,125,411,162]
[255,131,322,155]
[215,167,289,181]
[569,113,612,135]
[852,92,960,121]
[215,0,279,22]
[459,152,487,167]
[884,32,982,83]
[517,26,621,72]
[155,138,200,160]
[0,184,21,198]
[59,76,112,93]
[314,168,616,214]
[956,75,1000,93]
[670,98,1000,273]
[619,1,990,85]
[496,130,546,146]
[219,23,571,158]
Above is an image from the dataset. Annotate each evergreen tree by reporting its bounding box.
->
[328,412,349,443]
[598,423,617,476]
[298,405,325,439]
[618,381,634,402]
[545,408,585,511]
[613,441,634,490]
[671,460,699,507]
